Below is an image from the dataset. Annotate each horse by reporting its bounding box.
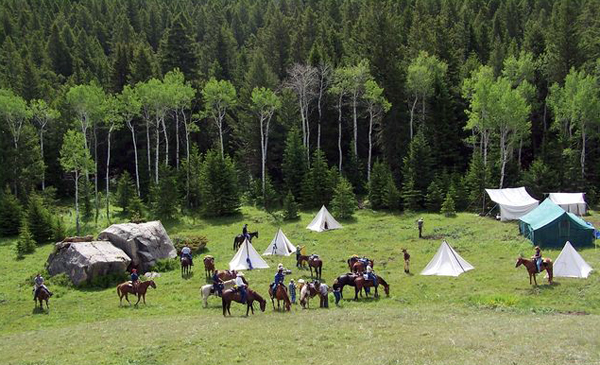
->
[348,257,374,272]
[204,256,215,278]
[308,257,323,279]
[116,280,157,306]
[215,270,238,282]
[516,257,553,285]
[333,273,359,298]
[34,287,51,310]
[297,255,310,268]
[268,283,291,311]
[354,276,389,300]
[233,231,259,251]
[181,256,192,277]
[299,282,319,309]
[200,279,238,307]
[222,288,266,316]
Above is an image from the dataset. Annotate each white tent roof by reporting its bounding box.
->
[421,241,474,277]
[485,187,539,221]
[263,229,296,256]
[548,193,586,215]
[229,239,269,270]
[306,206,342,232]
[553,241,593,278]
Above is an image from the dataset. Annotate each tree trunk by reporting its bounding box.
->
[184,122,190,207]
[106,127,112,222]
[127,121,141,196]
[499,132,507,188]
[317,85,323,151]
[93,122,99,222]
[162,116,168,165]
[218,115,224,159]
[155,117,160,184]
[75,171,80,236]
[175,111,180,170]
[146,118,151,182]
[305,98,310,163]
[299,97,306,149]
[260,115,266,195]
[367,111,374,182]
[581,127,586,179]
[410,97,417,140]
[40,129,45,190]
[338,95,343,172]
[352,95,358,157]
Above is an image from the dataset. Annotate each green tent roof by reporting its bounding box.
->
[519,199,571,230]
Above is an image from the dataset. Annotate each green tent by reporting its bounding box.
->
[519,199,595,247]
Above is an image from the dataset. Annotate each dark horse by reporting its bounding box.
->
[233,231,259,251]
[333,273,359,298]
[35,287,51,310]
[222,288,266,316]
[354,276,389,300]
[268,283,291,311]
[204,256,215,278]
[308,257,323,279]
[116,280,157,306]
[516,257,553,285]
[181,257,192,277]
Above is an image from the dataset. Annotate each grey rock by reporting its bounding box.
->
[47,241,131,286]
[98,221,176,272]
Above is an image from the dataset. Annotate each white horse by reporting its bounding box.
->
[200,279,237,307]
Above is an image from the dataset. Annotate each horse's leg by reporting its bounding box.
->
[125,292,131,306]
[134,293,141,306]
[354,286,359,300]
[143,293,147,305]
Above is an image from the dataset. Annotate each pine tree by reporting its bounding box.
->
[282,127,308,200]
[426,180,445,212]
[15,218,36,259]
[128,195,145,222]
[282,190,299,220]
[441,192,456,217]
[199,150,240,216]
[129,43,156,84]
[331,177,357,219]
[463,151,490,213]
[401,177,421,212]
[150,165,179,220]
[26,194,53,245]
[368,161,391,209]
[46,22,73,76]
[0,187,22,237]
[383,177,401,211]
[115,171,135,214]
[53,216,66,243]
[159,14,198,81]
[401,131,433,209]
[302,149,333,208]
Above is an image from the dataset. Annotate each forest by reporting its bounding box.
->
[1,0,600,238]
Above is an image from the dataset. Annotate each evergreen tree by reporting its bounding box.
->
[331,177,357,219]
[383,177,401,211]
[115,171,135,214]
[368,161,391,210]
[282,190,299,220]
[26,194,53,245]
[401,131,433,209]
[441,192,456,217]
[53,216,66,243]
[464,151,491,213]
[199,150,240,216]
[150,165,179,220]
[302,149,333,208]
[401,177,421,212]
[46,22,72,76]
[282,127,307,200]
[128,195,146,222]
[130,43,156,84]
[426,180,445,212]
[0,187,22,237]
[159,14,198,81]
[15,218,36,259]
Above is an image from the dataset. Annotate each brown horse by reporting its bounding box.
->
[352,260,374,274]
[299,282,319,308]
[204,256,215,278]
[215,270,238,282]
[333,273,359,298]
[35,287,51,310]
[116,280,157,306]
[354,276,389,300]
[268,283,291,311]
[348,257,373,272]
[308,257,323,279]
[297,255,310,268]
[222,288,266,316]
[233,231,259,251]
[516,257,553,285]
[181,257,192,277]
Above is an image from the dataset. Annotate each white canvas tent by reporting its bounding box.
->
[485,187,539,221]
[421,241,474,276]
[553,241,593,278]
[263,229,296,256]
[548,193,586,215]
[306,205,342,232]
[229,238,269,270]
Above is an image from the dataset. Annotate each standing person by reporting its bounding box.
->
[289,279,296,304]
[315,281,329,308]
[402,249,411,274]
[332,283,342,306]
[417,218,424,238]
[33,273,52,301]
[130,269,139,293]
[235,272,247,304]
[296,245,303,268]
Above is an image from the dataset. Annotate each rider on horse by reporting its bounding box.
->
[534,246,542,272]
[235,272,247,304]
[181,244,193,266]
[33,273,52,300]
[212,270,224,296]
[272,264,286,293]
[364,265,378,294]
[130,269,140,293]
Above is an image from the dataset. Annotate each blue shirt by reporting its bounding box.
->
[131,273,139,282]
[274,272,285,285]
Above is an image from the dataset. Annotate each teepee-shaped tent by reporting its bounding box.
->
[553,241,593,278]
[263,229,296,256]
[229,239,269,270]
[421,241,474,276]
[306,206,342,232]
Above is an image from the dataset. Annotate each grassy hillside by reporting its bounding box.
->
[1,207,599,364]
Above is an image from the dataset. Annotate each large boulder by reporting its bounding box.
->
[47,241,131,286]
[98,221,176,272]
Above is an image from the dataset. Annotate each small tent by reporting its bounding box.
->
[485,187,539,221]
[519,199,595,247]
[553,241,593,278]
[421,241,474,276]
[548,193,586,215]
[306,206,342,232]
[229,239,269,270]
[263,229,296,256]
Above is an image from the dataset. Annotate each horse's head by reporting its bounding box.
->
[384,284,390,296]
[515,257,523,268]
[149,280,157,289]
[259,297,266,312]
[254,231,259,238]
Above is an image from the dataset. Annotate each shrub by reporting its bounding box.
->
[282,190,299,220]
[15,219,36,259]
[128,195,145,222]
[173,235,209,253]
[441,192,456,217]
[0,187,22,236]
[426,180,444,212]
[153,258,179,272]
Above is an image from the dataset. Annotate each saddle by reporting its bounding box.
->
[309,254,319,261]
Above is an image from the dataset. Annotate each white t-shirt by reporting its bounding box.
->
[181,247,191,255]
[235,276,245,287]
[319,284,329,295]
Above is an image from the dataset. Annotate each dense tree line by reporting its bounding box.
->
[1,0,600,231]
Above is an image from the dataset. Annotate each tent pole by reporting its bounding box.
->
[446,241,467,273]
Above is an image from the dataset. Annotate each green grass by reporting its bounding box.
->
[1,206,600,364]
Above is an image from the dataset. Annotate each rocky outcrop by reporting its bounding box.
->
[98,221,176,272]
[47,241,131,286]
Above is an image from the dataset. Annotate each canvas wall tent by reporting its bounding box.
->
[548,193,586,215]
[421,241,474,276]
[485,187,539,221]
[519,199,595,247]
[263,229,296,256]
[306,206,342,232]
[552,241,593,278]
[229,239,269,270]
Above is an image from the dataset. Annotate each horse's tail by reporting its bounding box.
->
[116,285,120,297]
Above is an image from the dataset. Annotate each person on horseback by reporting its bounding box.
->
[242,224,250,241]
[364,265,378,294]
[212,270,224,296]
[130,269,139,293]
[272,264,286,293]
[33,273,52,301]
[181,245,193,266]
[534,246,542,273]
[235,272,247,304]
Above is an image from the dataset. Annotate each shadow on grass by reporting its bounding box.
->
[32,306,49,315]
[181,271,195,280]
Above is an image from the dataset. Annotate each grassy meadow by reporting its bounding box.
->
[1,206,600,364]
